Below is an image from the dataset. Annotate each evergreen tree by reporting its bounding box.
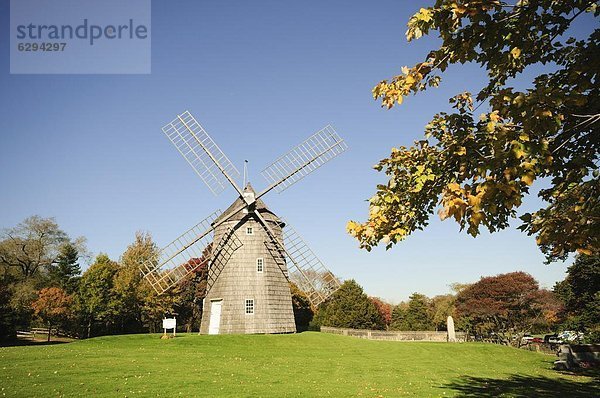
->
[404,293,433,331]
[313,280,384,330]
[390,303,408,331]
[48,243,81,294]
[391,294,434,331]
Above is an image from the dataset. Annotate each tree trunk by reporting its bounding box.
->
[87,319,92,339]
[47,322,51,342]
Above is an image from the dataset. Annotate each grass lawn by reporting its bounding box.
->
[0,332,597,397]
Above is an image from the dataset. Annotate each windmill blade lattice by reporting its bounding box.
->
[142,210,224,294]
[260,125,348,194]
[205,227,244,293]
[162,111,241,196]
[280,219,342,306]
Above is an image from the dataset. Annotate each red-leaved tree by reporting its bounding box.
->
[456,271,559,345]
[370,297,393,329]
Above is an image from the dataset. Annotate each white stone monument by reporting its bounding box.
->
[447,315,456,342]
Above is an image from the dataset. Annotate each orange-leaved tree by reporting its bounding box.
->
[32,287,73,341]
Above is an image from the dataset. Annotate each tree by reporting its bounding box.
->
[47,243,81,294]
[456,271,554,345]
[112,232,157,334]
[531,288,563,334]
[116,232,195,334]
[0,273,16,341]
[369,297,393,329]
[31,287,72,341]
[291,283,314,332]
[0,216,69,277]
[554,254,600,341]
[176,262,209,333]
[347,1,599,262]
[76,254,120,338]
[390,302,408,330]
[9,280,38,331]
[390,293,434,331]
[0,216,86,279]
[430,294,456,331]
[405,293,434,331]
[312,280,384,330]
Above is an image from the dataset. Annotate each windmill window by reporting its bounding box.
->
[256,258,264,273]
[246,226,254,235]
[245,299,254,314]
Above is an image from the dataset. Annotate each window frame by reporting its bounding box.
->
[245,298,255,315]
[256,257,264,273]
[246,226,254,235]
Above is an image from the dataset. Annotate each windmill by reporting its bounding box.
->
[141,111,348,334]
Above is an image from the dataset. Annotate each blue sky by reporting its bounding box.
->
[0,0,590,302]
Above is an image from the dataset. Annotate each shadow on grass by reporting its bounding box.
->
[442,374,599,397]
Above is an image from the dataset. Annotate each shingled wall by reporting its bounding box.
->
[199,214,296,334]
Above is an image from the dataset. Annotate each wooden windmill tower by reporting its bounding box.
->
[141,111,347,334]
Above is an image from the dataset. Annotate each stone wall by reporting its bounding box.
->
[321,326,466,342]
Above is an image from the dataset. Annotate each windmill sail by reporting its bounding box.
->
[281,220,341,306]
[205,227,244,293]
[261,217,340,307]
[162,111,241,196]
[260,125,348,195]
[142,210,228,295]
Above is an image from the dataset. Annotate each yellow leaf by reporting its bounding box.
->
[471,212,484,227]
[513,146,526,159]
[468,194,482,208]
[346,221,359,233]
[519,132,530,142]
[510,47,521,59]
[489,111,501,122]
[521,173,535,186]
[417,8,432,22]
[447,182,461,192]
[455,146,466,156]
[486,121,495,132]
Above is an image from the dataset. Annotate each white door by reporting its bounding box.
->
[208,300,222,335]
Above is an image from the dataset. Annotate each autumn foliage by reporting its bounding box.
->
[456,271,561,344]
[369,297,393,328]
[32,287,73,341]
[348,1,599,261]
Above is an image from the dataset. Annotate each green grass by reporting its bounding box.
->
[0,332,597,397]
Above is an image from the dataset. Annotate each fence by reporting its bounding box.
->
[321,326,466,342]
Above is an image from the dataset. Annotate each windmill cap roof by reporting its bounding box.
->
[213,183,283,225]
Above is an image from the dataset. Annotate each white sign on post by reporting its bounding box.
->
[162,318,176,338]
[163,318,176,330]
